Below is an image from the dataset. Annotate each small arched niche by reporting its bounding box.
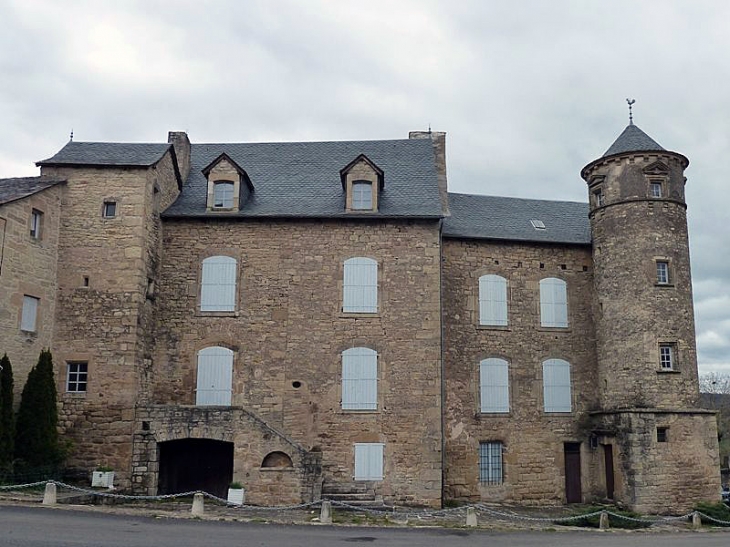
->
[261,451,293,468]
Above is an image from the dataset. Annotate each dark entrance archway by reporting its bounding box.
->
[158,439,233,498]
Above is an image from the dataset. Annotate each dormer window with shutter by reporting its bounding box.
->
[340,154,384,213]
[202,153,254,212]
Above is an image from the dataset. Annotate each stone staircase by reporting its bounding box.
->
[321,481,384,507]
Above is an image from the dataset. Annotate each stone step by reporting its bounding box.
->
[321,482,372,495]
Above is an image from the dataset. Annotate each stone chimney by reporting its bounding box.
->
[409,130,449,216]
[167,131,191,182]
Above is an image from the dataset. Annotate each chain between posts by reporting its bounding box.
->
[1,481,729,526]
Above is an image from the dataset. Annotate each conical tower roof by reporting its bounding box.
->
[603,123,664,157]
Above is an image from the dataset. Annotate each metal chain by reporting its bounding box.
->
[0,481,48,491]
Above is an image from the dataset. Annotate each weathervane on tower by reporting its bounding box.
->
[626,98,636,125]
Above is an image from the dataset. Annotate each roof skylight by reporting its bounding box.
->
[530,219,546,230]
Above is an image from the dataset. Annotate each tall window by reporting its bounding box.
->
[479,441,503,484]
[539,278,568,327]
[343,257,377,313]
[200,256,237,312]
[354,443,384,481]
[479,275,508,326]
[593,189,604,207]
[650,181,663,198]
[659,344,675,371]
[656,261,670,284]
[30,209,43,238]
[351,181,373,210]
[67,362,88,393]
[196,346,234,406]
[543,359,572,412]
[479,358,509,413]
[213,181,235,208]
[342,347,378,410]
[21,295,39,332]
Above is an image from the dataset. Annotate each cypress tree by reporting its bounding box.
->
[15,350,61,471]
[0,354,14,470]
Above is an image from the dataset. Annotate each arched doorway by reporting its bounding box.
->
[158,439,233,498]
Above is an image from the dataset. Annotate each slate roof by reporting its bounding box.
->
[603,124,665,157]
[37,142,172,167]
[163,139,443,219]
[0,176,66,206]
[444,193,591,245]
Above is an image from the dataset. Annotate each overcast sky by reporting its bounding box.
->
[1,0,728,374]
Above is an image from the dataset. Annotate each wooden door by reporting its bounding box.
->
[604,444,615,500]
[564,442,582,503]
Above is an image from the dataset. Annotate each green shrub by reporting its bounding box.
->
[693,501,730,526]
[557,506,651,529]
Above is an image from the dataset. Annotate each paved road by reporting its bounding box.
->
[1,505,729,547]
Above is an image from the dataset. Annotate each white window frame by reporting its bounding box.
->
[650,181,663,198]
[656,261,669,284]
[30,209,42,238]
[342,347,378,410]
[479,358,509,413]
[659,344,675,371]
[543,359,572,412]
[479,441,503,484]
[479,274,508,326]
[539,277,568,328]
[200,255,237,312]
[351,181,373,210]
[354,443,384,481]
[21,295,39,332]
[196,346,234,406]
[102,201,117,218]
[343,257,378,313]
[66,362,88,393]
[213,181,235,209]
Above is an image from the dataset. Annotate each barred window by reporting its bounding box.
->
[479,441,503,485]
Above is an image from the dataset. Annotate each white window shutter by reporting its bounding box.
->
[354,443,384,480]
[543,359,571,412]
[540,278,568,327]
[343,257,377,313]
[201,256,237,311]
[480,358,509,413]
[479,275,508,326]
[342,347,378,410]
[196,346,233,406]
[21,296,39,332]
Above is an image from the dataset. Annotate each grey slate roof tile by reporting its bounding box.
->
[444,192,591,245]
[163,139,443,219]
[603,124,664,157]
[0,176,66,206]
[37,142,171,167]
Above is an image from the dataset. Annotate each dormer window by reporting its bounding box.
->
[351,181,373,210]
[213,181,235,209]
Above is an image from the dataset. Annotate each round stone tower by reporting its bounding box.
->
[581,122,699,410]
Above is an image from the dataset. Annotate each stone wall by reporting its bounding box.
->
[153,218,443,506]
[0,184,63,401]
[442,237,599,503]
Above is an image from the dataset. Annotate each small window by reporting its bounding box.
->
[480,358,509,413]
[103,201,117,218]
[530,219,546,230]
[539,278,568,328]
[21,295,39,332]
[593,189,604,207]
[351,181,373,210]
[67,362,88,393]
[213,181,235,208]
[478,275,508,326]
[30,209,43,239]
[342,347,378,410]
[650,181,663,198]
[343,257,378,313]
[659,344,675,371]
[479,441,503,484]
[543,358,572,412]
[354,443,384,481]
[200,256,237,312]
[657,427,668,443]
[656,261,670,284]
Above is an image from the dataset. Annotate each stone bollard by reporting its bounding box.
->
[191,492,205,516]
[692,511,702,529]
[599,511,610,530]
[42,482,57,505]
[465,506,477,527]
[320,500,332,524]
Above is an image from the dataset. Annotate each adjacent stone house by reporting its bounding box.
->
[0,120,720,512]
